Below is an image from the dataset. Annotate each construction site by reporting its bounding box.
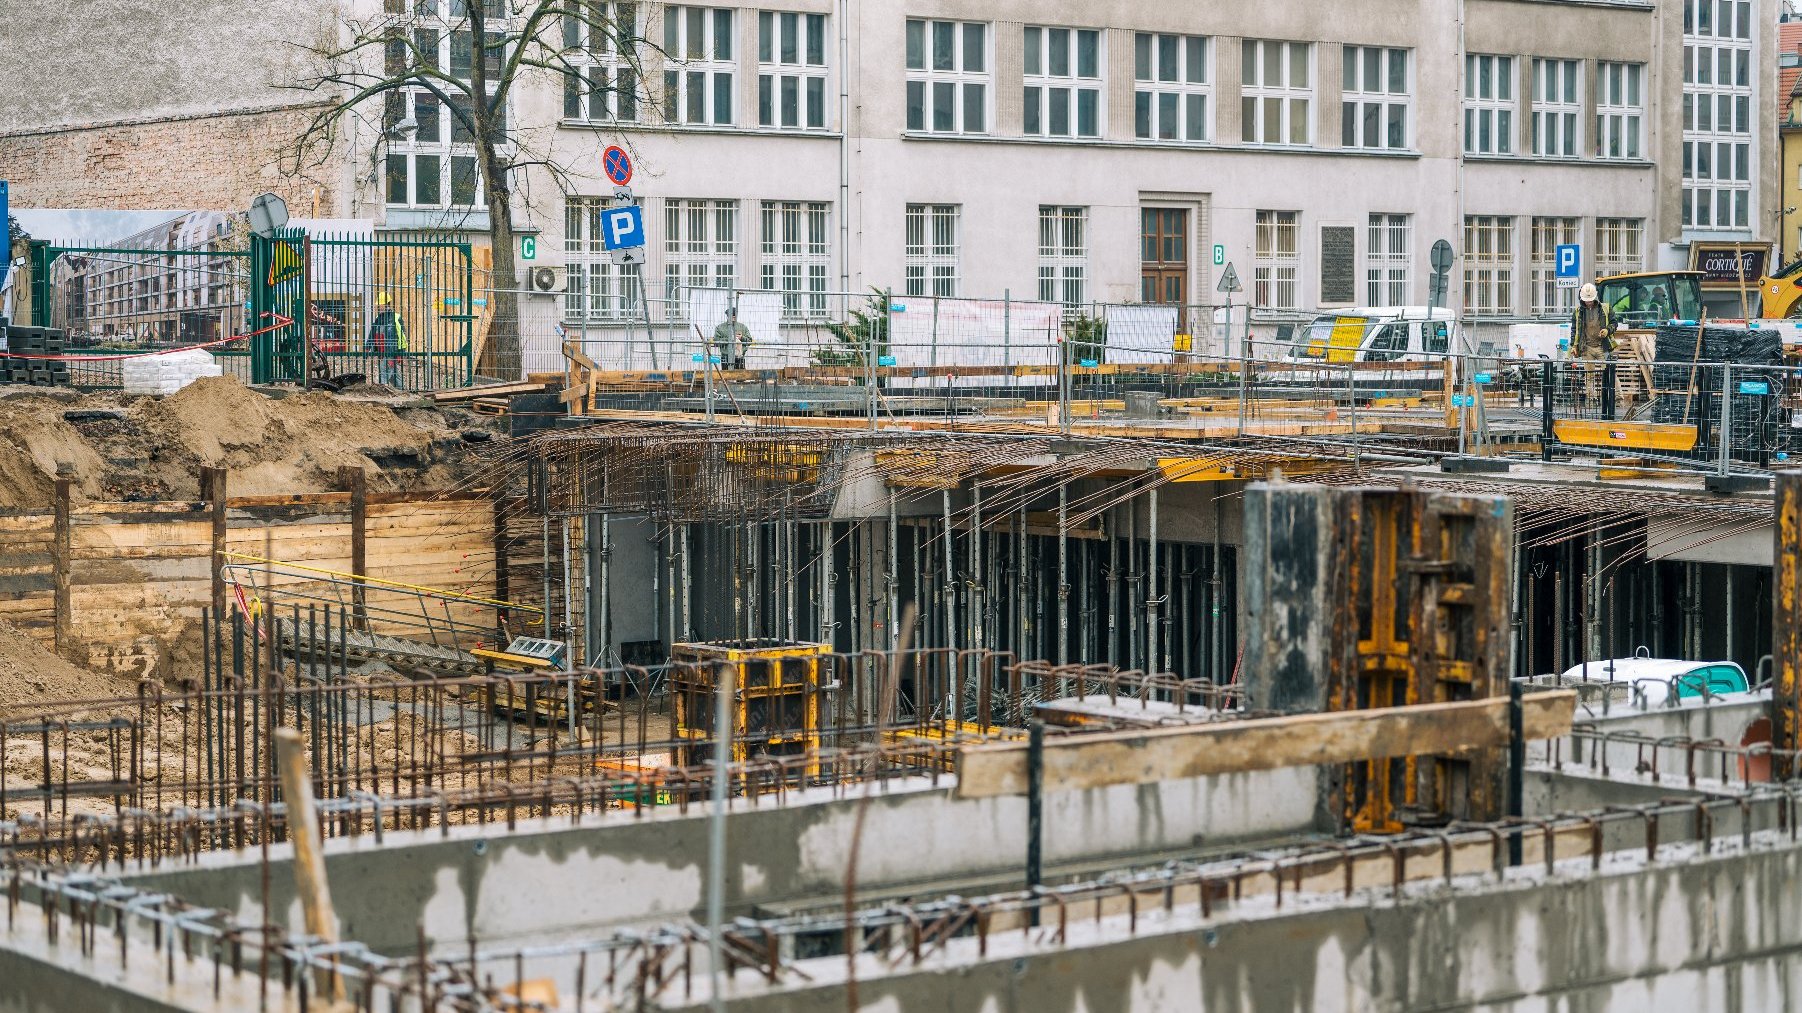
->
[5,227,1802,1013]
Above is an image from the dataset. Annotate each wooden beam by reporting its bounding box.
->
[430,380,548,403]
[954,690,1576,799]
[52,477,71,652]
[204,467,227,627]
[273,727,343,1002]
[340,466,368,625]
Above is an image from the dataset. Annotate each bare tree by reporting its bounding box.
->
[288,1,642,378]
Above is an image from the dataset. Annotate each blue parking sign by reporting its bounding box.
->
[1555,244,1580,289]
[600,205,645,251]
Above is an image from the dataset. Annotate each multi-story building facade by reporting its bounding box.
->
[513,0,1783,329]
[5,0,1782,334]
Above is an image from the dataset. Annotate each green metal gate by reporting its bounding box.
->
[30,226,476,392]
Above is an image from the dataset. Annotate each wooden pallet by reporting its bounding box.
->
[1615,332,1655,407]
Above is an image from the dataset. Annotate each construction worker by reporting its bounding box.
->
[712,305,753,370]
[1569,282,1615,405]
[366,293,409,388]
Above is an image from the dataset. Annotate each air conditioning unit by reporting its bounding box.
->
[528,265,565,293]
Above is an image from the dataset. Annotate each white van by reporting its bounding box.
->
[1287,307,1457,363]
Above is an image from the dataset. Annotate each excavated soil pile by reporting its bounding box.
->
[0,376,497,508]
[0,618,138,714]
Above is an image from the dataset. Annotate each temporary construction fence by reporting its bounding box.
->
[28,222,479,392]
[532,287,1283,378]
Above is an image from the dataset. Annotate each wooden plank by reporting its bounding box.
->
[430,380,548,403]
[954,690,1576,799]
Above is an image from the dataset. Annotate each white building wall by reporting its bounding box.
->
[366,0,1778,327]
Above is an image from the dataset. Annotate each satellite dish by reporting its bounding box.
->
[248,193,290,239]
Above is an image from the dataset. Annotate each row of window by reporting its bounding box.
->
[562,198,1644,321]
[1462,55,1646,160]
[1464,216,1646,316]
[563,198,1087,318]
[552,10,1654,159]
[1682,10,1754,231]
[567,197,833,316]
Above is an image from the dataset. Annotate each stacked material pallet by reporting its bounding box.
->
[0,317,73,386]
[121,348,222,395]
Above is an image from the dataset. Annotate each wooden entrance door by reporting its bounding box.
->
[1141,208,1189,327]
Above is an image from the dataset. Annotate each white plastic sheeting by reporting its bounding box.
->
[884,297,1063,388]
[686,289,785,368]
[1101,304,1180,364]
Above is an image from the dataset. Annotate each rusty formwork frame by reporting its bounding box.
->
[1327,487,1514,833]
[1777,472,1802,776]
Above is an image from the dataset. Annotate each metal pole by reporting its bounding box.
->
[706,661,734,1012]
[888,490,899,652]
[1057,484,1069,669]
[1507,677,1524,866]
[971,487,983,652]
[1147,488,1160,675]
[942,490,957,652]
[1025,719,1044,903]
[1236,308,1251,437]
[1719,362,1732,476]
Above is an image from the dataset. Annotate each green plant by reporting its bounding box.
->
[1065,313,1106,365]
[813,289,892,370]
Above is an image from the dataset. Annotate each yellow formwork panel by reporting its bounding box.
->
[1552,420,1700,451]
[669,640,830,778]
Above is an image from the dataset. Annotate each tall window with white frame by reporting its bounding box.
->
[758,10,828,129]
[904,204,960,297]
[662,6,735,125]
[1463,215,1515,315]
[905,20,988,134]
[1528,217,1580,316]
[565,198,641,321]
[1682,0,1753,230]
[1133,33,1209,141]
[1023,26,1102,138]
[1254,210,1300,309]
[1241,41,1312,145]
[384,1,511,211]
[1463,54,1515,155]
[1595,217,1645,276]
[1595,62,1644,159]
[1038,206,1087,307]
[1366,213,1410,305]
[1531,58,1582,158]
[1341,46,1410,150]
[758,200,830,318]
[663,199,738,308]
[562,1,641,124]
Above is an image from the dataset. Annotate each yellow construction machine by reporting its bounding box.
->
[1754,258,1802,319]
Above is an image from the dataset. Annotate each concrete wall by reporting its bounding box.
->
[675,830,1802,1012]
[0,0,342,214]
[0,106,337,215]
[126,766,1320,956]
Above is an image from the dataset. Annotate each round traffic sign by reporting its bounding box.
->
[602,145,633,186]
[1430,239,1454,275]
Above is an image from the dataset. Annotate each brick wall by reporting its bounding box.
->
[0,104,341,213]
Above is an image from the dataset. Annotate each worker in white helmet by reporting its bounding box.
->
[1569,282,1615,405]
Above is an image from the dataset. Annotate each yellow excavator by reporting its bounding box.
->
[1755,258,1802,318]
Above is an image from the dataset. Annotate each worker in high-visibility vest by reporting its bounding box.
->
[366,293,409,389]
[1568,282,1615,405]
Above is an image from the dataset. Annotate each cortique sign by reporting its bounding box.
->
[1690,242,1771,289]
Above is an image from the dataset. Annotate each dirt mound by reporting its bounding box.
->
[0,376,495,508]
[0,618,138,715]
